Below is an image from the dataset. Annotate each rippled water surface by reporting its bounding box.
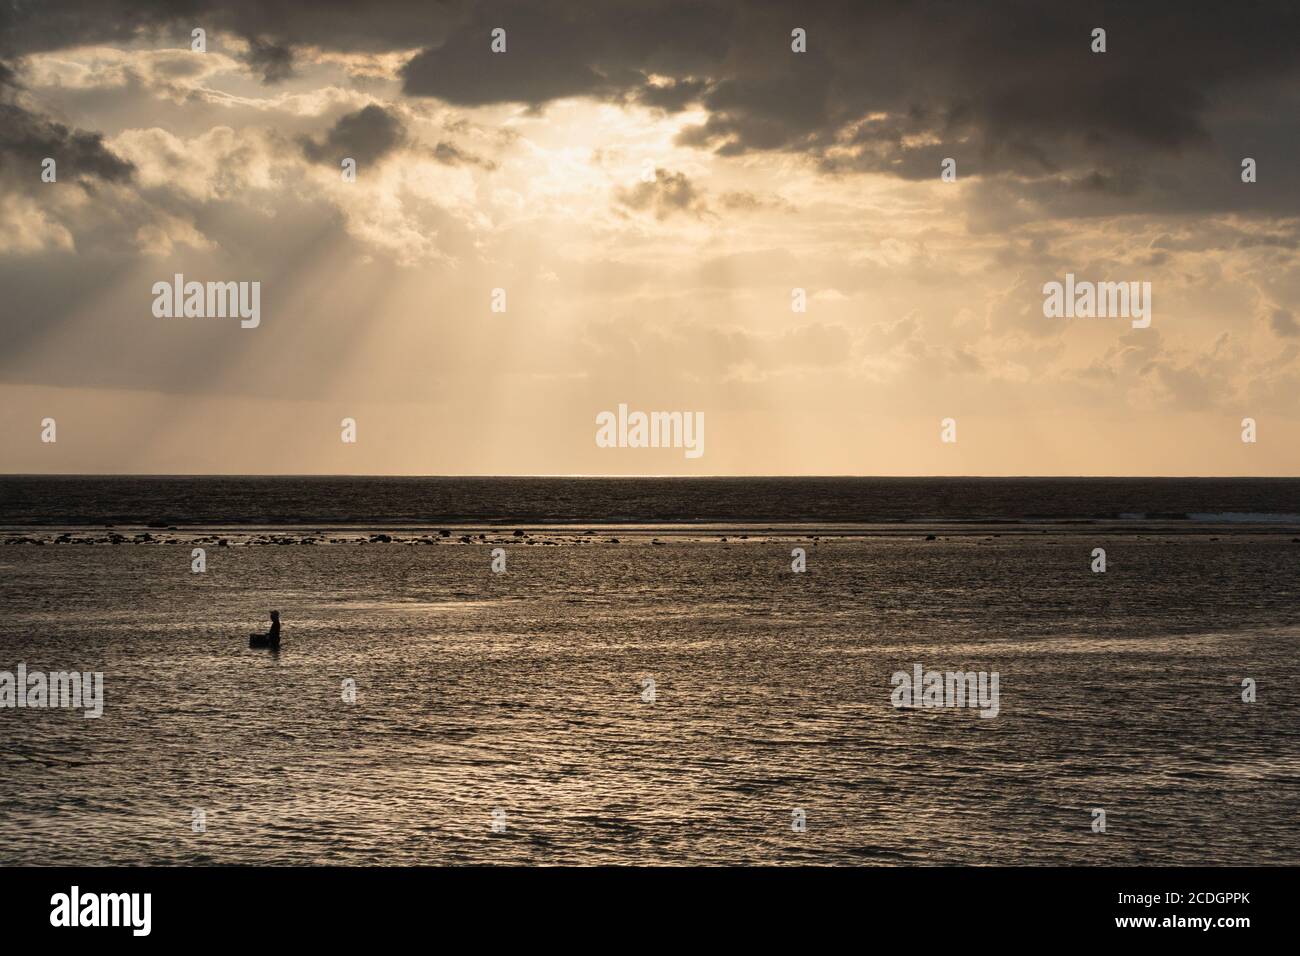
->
[2,532,1298,865]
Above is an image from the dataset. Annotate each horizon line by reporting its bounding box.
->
[3,473,1298,481]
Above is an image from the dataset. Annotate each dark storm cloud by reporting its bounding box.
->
[399,1,732,107]
[6,1,1300,210]
[0,103,134,182]
[635,78,707,112]
[0,0,164,58]
[394,0,1300,217]
[300,104,408,166]
[0,0,467,61]
[244,36,295,83]
[0,61,134,186]
[394,2,1300,172]
[0,0,467,94]
[300,105,492,169]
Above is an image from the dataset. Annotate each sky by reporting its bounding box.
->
[1,0,1298,476]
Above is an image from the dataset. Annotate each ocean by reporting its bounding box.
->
[2,475,1299,526]
[1,477,1297,865]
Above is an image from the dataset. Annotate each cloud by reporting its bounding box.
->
[717,190,792,212]
[0,0,1297,476]
[636,77,708,112]
[0,0,461,66]
[0,63,134,188]
[300,103,407,166]
[7,2,1300,218]
[399,1,731,107]
[431,139,494,168]
[615,168,709,219]
[244,36,296,84]
[392,2,1300,194]
[1270,308,1300,337]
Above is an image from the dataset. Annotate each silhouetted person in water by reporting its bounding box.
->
[249,610,281,649]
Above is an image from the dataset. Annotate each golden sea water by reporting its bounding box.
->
[2,525,1297,865]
